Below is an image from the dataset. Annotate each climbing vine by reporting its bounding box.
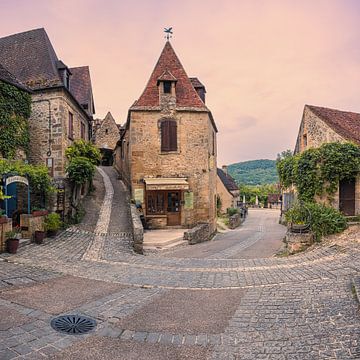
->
[0,81,31,159]
[277,142,360,201]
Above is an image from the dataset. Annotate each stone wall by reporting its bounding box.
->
[20,214,46,239]
[117,108,217,232]
[184,223,212,245]
[130,204,144,254]
[0,217,12,252]
[93,113,120,151]
[286,231,314,254]
[216,175,234,213]
[229,213,241,229]
[29,89,91,178]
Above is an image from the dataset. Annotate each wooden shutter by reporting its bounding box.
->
[169,121,177,151]
[161,120,177,152]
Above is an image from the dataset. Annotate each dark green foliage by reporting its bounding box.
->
[286,202,347,241]
[44,213,63,232]
[277,142,360,201]
[0,81,31,158]
[238,183,279,206]
[0,159,53,195]
[228,159,278,185]
[65,140,101,165]
[227,208,239,216]
[66,156,95,185]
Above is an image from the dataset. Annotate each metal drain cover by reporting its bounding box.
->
[51,315,97,335]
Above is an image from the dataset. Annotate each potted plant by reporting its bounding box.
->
[32,207,49,217]
[44,213,62,237]
[5,227,22,254]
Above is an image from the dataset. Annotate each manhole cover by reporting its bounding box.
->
[51,315,97,335]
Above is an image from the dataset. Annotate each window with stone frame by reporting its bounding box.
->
[161,119,177,152]
[163,81,172,94]
[68,112,74,140]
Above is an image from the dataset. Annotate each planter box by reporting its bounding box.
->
[32,210,48,217]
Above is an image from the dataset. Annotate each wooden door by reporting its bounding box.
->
[339,178,356,216]
[167,192,181,226]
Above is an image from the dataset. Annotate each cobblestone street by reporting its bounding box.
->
[0,167,359,359]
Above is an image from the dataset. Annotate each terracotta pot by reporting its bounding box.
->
[6,238,19,254]
[0,216,8,224]
[32,210,48,217]
[34,231,46,244]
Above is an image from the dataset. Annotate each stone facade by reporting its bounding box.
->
[294,105,360,215]
[93,112,120,151]
[115,41,218,232]
[29,89,91,178]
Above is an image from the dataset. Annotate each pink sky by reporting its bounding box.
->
[2,0,360,165]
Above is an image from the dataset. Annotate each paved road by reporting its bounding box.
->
[162,209,286,259]
[0,167,359,359]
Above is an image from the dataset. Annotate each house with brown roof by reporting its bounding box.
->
[93,112,120,165]
[216,166,240,213]
[294,104,360,215]
[114,41,218,231]
[0,28,95,214]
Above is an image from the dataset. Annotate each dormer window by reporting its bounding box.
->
[163,81,172,94]
[65,71,70,89]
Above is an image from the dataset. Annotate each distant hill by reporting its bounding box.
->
[227,159,278,185]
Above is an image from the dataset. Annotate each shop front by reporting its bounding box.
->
[144,178,189,228]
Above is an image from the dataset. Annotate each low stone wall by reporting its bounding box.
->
[286,231,314,254]
[184,223,211,245]
[20,214,46,240]
[229,214,241,229]
[130,204,144,254]
[0,217,12,252]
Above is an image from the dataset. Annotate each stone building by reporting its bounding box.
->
[216,166,240,213]
[0,28,95,215]
[115,41,218,231]
[93,112,120,165]
[294,104,360,216]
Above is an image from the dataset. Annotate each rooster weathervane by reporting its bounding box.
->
[164,27,173,41]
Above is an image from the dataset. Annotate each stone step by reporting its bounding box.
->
[144,235,185,248]
[144,239,188,251]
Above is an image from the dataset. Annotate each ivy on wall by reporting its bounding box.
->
[277,142,360,201]
[0,81,31,159]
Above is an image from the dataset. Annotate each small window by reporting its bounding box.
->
[303,134,307,147]
[163,81,172,94]
[161,120,177,152]
[81,122,86,140]
[212,131,216,155]
[82,103,88,110]
[68,112,74,140]
[105,129,108,135]
[46,158,54,177]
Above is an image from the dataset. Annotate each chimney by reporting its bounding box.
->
[222,165,228,175]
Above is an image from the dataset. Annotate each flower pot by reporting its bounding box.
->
[6,238,19,254]
[47,230,58,238]
[32,210,48,217]
[34,231,46,244]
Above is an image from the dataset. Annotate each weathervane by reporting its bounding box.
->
[164,27,173,41]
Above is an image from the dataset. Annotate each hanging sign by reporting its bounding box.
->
[5,176,29,186]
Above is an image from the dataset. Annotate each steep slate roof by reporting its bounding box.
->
[69,66,95,114]
[306,105,360,145]
[0,28,62,89]
[134,41,206,108]
[0,63,30,92]
[217,168,239,192]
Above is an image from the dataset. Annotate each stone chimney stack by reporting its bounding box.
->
[222,165,228,175]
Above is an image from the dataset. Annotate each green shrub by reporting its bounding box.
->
[286,202,347,241]
[227,208,239,217]
[66,156,95,185]
[44,213,62,232]
[65,140,101,165]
